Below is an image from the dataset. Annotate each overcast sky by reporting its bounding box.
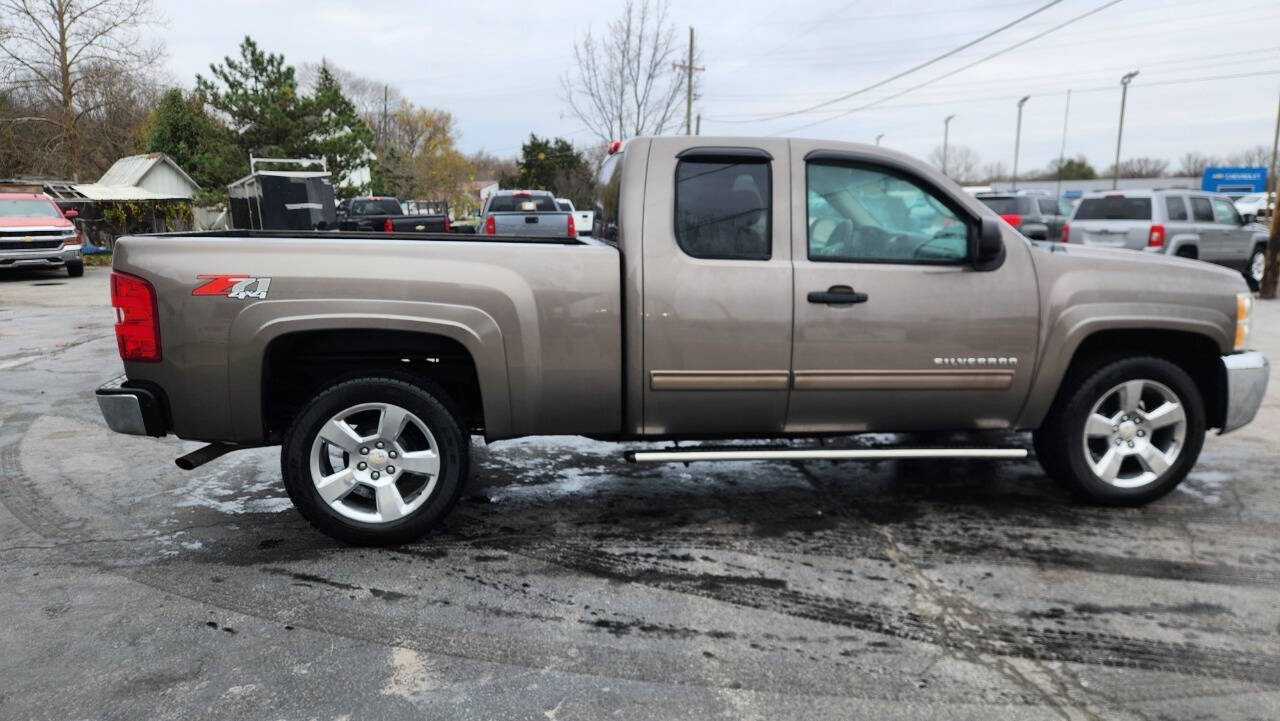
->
[149,0,1280,172]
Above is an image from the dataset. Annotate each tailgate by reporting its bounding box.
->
[1071,220,1147,249]
[490,212,572,237]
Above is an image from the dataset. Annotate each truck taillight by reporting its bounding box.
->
[110,271,161,362]
[442,217,450,233]
[566,213,577,239]
[1000,214,1022,228]
[1061,222,1069,242]
[383,218,394,232]
[1148,224,1165,248]
[485,215,496,235]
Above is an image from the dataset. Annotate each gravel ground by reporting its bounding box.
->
[1,266,1278,720]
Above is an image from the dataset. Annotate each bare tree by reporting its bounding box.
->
[298,59,401,133]
[928,144,980,183]
[561,0,689,144]
[1107,157,1169,179]
[0,0,161,178]
[1176,152,1218,177]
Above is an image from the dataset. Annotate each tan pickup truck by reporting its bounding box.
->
[96,137,1269,544]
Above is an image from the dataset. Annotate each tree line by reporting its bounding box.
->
[931,144,1279,186]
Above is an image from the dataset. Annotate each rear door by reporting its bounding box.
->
[1188,195,1221,261]
[786,144,1039,432]
[640,140,793,435]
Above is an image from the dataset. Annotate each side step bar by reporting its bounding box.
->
[625,448,1028,463]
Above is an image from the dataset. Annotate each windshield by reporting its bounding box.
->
[0,199,62,218]
[1073,196,1152,220]
[350,198,402,215]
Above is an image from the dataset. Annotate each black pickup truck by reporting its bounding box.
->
[336,196,450,233]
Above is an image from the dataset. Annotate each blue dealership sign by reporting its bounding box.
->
[1201,166,1267,193]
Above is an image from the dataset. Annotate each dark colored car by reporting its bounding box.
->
[336,196,450,233]
[976,193,1065,241]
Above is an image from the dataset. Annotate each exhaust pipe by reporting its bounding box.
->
[175,442,239,470]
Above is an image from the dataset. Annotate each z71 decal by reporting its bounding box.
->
[192,274,272,299]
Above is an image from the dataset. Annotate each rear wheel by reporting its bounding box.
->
[1034,356,1204,506]
[282,376,468,545]
[66,260,84,277]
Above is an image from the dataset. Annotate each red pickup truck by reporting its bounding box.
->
[0,194,84,277]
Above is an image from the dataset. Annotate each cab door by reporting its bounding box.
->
[786,143,1039,433]
[640,139,793,436]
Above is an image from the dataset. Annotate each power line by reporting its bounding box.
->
[743,0,1066,124]
[778,0,1126,135]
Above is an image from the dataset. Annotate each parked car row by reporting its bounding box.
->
[977,188,1268,290]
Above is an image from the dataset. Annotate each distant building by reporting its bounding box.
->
[73,152,201,201]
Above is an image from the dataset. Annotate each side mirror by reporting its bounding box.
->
[63,209,78,219]
[974,216,1006,271]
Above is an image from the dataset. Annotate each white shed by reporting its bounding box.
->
[74,153,201,201]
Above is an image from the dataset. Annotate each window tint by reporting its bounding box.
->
[487,194,558,212]
[977,197,1019,215]
[594,152,623,244]
[674,159,770,260]
[807,163,968,263]
[351,198,402,215]
[556,201,570,211]
[1038,198,1058,215]
[1212,198,1241,225]
[1189,196,1214,222]
[1164,196,1188,221]
[1073,196,1152,220]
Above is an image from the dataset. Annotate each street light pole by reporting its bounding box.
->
[1012,95,1030,191]
[875,134,884,146]
[1112,70,1139,190]
[943,114,956,177]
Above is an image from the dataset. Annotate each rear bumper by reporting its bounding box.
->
[0,245,81,268]
[96,375,168,437]
[1219,352,1269,434]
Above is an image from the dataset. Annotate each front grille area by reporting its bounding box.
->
[0,229,68,238]
[0,239,63,251]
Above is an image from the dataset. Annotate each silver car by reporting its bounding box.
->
[1065,189,1269,289]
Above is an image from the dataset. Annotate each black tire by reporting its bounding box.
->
[66,260,84,277]
[1246,245,1265,291]
[1033,356,1204,506]
[282,376,468,545]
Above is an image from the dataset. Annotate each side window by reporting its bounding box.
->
[806,162,969,263]
[1190,196,1214,222]
[1038,198,1058,216]
[674,158,770,260]
[1212,198,1241,225]
[1164,196,1188,221]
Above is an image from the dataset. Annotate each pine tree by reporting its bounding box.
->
[311,65,375,195]
[143,88,241,201]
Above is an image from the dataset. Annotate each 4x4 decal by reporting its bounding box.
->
[192,274,271,299]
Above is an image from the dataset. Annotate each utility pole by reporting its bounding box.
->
[672,27,704,135]
[1055,89,1071,202]
[875,134,884,145]
[1263,85,1280,298]
[1112,70,1139,190]
[1012,95,1030,191]
[695,113,701,135]
[381,84,389,149]
[1266,88,1279,225]
[942,114,956,178]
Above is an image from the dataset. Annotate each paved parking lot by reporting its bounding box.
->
[2,266,1279,720]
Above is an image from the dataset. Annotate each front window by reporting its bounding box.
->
[1212,198,1241,225]
[807,162,968,263]
[0,199,62,218]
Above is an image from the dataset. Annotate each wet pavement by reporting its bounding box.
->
[1,266,1278,720]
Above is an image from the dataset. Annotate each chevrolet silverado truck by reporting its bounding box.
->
[95,137,1269,545]
[336,196,450,233]
[0,193,84,276]
[479,189,576,237]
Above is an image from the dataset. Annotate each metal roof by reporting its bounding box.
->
[70,183,189,201]
[97,152,201,192]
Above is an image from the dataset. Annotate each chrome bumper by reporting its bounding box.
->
[96,375,167,437]
[0,245,81,266]
[1220,352,1269,434]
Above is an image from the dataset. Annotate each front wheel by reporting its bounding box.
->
[1034,356,1205,506]
[1247,245,1265,291]
[282,376,469,545]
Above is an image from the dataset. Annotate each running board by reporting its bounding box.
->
[625,447,1028,463]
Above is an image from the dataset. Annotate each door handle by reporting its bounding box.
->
[807,285,869,304]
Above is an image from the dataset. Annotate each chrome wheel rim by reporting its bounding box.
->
[1251,250,1265,283]
[309,402,441,524]
[1082,378,1186,489]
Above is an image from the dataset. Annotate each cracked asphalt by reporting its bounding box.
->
[2,266,1278,720]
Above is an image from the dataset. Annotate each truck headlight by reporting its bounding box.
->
[1235,293,1254,351]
